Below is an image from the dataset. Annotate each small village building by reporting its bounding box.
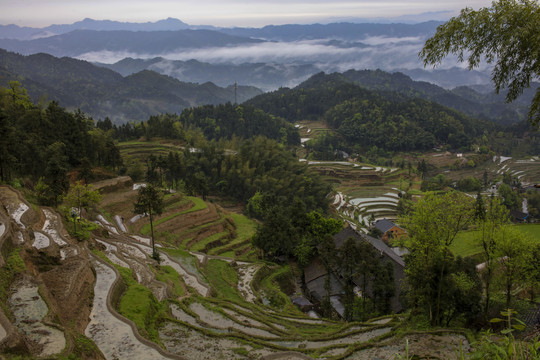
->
[373,218,407,243]
[291,296,315,312]
[510,210,529,223]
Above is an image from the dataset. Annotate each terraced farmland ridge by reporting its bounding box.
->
[0,180,471,359]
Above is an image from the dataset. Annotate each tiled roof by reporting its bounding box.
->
[334,227,405,267]
[374,218,397,233]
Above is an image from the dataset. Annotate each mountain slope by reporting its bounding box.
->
[96,57,319,91]
[0,49,262,123]
[336,69,538,126]
[218,21,442,41]
[247,71,495,151]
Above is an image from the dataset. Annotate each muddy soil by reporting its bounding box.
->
[347,332,470,359]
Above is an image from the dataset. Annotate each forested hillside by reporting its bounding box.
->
[0,81,121,204]
[100,103,298,145]
[338,69,538,126]
[247,73,494,151]
[248,70,534,127]
[0,49,262,123]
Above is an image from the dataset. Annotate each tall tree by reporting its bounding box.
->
[476,197,510,319]
[134,184,164,261]
[43,142,70,206]
[420,0,540,127]
[494,225,533,308]
[401,191,475,325]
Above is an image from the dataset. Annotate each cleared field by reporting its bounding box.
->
[451,223,540,258]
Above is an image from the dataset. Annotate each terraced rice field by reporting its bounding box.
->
[492,156,540,183]
[101,184,258,261]
[0,183,470,360]
[308,160,403,230]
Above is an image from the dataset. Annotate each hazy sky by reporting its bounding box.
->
[3,0,495,28]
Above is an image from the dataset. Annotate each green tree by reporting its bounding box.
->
[498,183,520,210]
[64,181,102,218]
[134,184,164,261]
[340,237,360,321]
[43,142,70,206]
[474,191,486,221]
[401,191,475,325]
[494,226,532,309]
[476,197,510,319]
[420,0,540,127]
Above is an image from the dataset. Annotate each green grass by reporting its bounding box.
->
[161,248,204,281]
[204,259,242,302]
[230,213,257,242]
[116,266,164,344]
[190,231,229,252]
[253,265,297,312]
[450,230,484,257]
[516,223,540,240]
[153,265,185,298]
[118,140,162,147]
[451,223,540,258]
[209,214,256,256]
[0,248,26,316]
[219,250,236,258]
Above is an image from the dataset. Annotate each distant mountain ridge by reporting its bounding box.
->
[0,17,442,41]
[96,57,319,91]
[218,21,443,41]
[0,49,262,123]
[0,18,495,92]
[0,29,263,58]
[248,70,536,127]
[0,18,193,40]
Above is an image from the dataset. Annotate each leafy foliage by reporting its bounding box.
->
[420,0,540,127]
[0,82,122,191]
[64,181,102,215]
[401,191,479,326]
[134,184,164,259]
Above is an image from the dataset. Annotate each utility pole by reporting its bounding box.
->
[234,81,237,105]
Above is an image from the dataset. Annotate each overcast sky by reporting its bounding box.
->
[3,0,495,28]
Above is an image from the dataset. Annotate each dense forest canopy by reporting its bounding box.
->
[247,73,495,152]
[0,81,121,203]
[99,103,299,145]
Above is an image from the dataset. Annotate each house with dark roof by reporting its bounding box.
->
[373,218,407,243]
[303,226,406,317]
[510,210,529,223]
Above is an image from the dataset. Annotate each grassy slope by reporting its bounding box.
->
[451,223,540,258]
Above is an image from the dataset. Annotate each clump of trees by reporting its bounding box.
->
[0,82,122,203]
[401,191,539,327]
[103,103,299,145]
[401,191,481,326]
